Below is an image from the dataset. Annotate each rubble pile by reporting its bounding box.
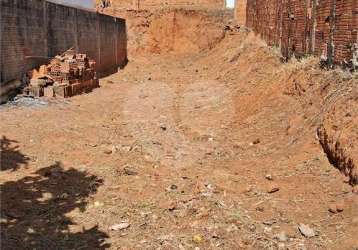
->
[25,49,99,98]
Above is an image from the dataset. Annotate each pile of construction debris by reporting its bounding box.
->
[24,49,99,98]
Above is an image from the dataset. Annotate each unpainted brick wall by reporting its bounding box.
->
[96,0,225,10]
[235,0,246,26]
[0,0,127,88]
[244,0,357,66]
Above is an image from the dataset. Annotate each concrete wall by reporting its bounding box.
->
[0,0,127,100]
[243,0,357,67]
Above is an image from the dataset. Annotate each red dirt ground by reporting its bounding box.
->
[1,26,357,249]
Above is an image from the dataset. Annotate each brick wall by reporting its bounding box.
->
[235,0,246,26]
[243,0,357,66]
[96,0,224,11]
[0,0,127,98]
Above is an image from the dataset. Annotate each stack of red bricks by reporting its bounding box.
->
[25,49,99,98]
[245,0,357,67]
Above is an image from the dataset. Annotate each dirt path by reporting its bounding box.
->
[1,34,357,249]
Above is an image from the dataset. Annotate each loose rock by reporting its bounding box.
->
[298,223,315,238]
[166,184,178,191]
[336,201,345,212]
[328,204,337,213]
[193,234,203,244]
[103,148,113,155]
[121,145,132,152]
[252,139,260,145]
[123,166,138,176]
[274,231,288,242]
[110,222,130,231]
[329,202,344,213]
[265,174,273,181]
[267,184,280,193]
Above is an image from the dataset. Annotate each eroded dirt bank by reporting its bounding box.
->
[99,7,233,59]
[1,29,357,249]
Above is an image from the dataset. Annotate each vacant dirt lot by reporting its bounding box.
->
[1,28,357,249]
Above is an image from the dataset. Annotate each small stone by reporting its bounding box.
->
[253,139,260,145]
[328,204,337,213]
[121,145,132,152]
[103,148,112,154]
[256,206,264,212]
[111,145,117,153]
[193,234,203,244]
[160,125,167,131]
[298,223,315,238]
[336,202,344,212]
[60,193,69,199]
[166,184,178,191]
[123,166,138,176]
[267,184,280,193]
[274,231,288,242]
[248,224,256,232]
[263,226,272,234]
[244,186,253,193]
[265,174,273,181]
[263,219,276,225]
[94,201,104,207]
[109,222,130,231]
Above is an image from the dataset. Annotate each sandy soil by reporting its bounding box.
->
[1,30,357,249]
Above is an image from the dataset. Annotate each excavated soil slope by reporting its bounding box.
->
[1,20,357,250]
[100,8,232,59]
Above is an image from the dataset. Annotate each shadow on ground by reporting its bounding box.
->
[1,142,109,249]
[0,136,30,171]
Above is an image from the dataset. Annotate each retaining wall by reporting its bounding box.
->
[244,0,357,66]
[0,0,127,101]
